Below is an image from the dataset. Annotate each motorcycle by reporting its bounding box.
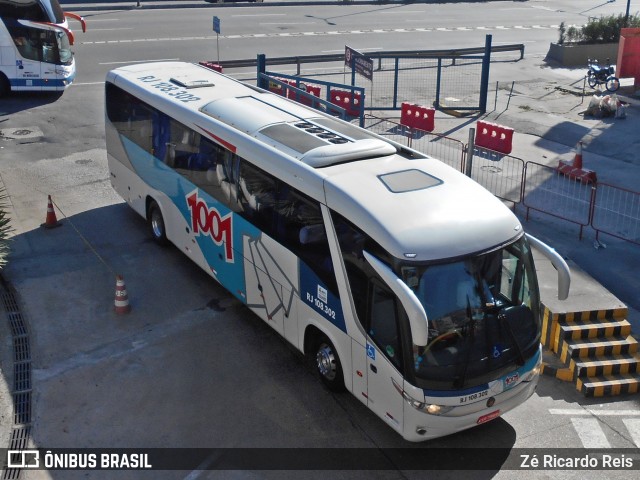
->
[587,58,620,92]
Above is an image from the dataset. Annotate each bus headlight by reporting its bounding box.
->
[409,399,454,416]
[392,378,454,415]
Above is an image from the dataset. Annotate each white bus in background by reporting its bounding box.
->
[0,15,75,95]
[105,62,570,442]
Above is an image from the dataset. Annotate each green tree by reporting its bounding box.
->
[560,13,640,44]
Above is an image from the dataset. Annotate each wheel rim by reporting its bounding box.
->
[151,209,164,239]
[316,343,337,381]
[606,78,619,92]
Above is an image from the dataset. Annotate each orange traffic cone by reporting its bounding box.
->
[114,275,131,315]
[41,195,62,229]
[573,141,584,169]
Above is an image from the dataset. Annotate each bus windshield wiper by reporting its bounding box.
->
[499,311,525,366]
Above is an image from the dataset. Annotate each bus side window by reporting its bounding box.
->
[275,188,336,295]
[331,210,369,323]
[127,101,153,153]
[165,119,199,172]
[237,161,277,235]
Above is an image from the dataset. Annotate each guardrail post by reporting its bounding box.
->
[393,58,399,109]
[257,54,267,89]
[435,58,442,110]
[465,128,475,178]
[479,34,492,114]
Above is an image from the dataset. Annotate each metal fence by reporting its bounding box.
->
[469,147,525,206]
[522,162,595,239]
[250,39,525,115]
[592,183,640,245]
[351,56,484,112]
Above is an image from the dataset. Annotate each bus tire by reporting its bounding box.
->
[0,74,10,98]
[314,335,345,392]
[147,200,168,246]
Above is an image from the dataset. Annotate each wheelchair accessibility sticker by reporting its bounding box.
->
[366,343,376,360]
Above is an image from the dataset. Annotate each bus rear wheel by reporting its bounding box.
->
[147,200,168,246]
[314,336,345,392]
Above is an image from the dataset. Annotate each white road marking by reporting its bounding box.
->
[86,28,132,32]
[260,22,316,25]
[550,409,640,416]
[232,13,286,17]
[80,24,559,45]
[571,418,611,448]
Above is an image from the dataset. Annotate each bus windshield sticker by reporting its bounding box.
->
[186,190,234,262]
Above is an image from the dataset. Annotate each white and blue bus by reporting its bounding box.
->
[0,15,75,95]
[105,62,570,441]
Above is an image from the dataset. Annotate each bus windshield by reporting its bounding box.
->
[5,19,72,65]
[55,28,71,63]
[399,236,540,390]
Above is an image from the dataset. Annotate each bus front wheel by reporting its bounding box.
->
[0,74,10,98]
[147,200,168,246]
[315,336,345,392]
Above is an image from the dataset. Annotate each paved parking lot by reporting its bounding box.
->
[1,48,640,478]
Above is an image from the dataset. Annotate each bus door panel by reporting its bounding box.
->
[15,58,41,90]
[366,342,404,433]
[351,338,368,406]
[365,283,404,434]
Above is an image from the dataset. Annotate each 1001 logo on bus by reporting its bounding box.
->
[186,191,234,262]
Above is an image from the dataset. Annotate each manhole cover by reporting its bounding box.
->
[481,165,502,174]
[12,129,32,136]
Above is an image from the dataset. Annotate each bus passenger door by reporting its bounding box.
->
[365,283,404,434]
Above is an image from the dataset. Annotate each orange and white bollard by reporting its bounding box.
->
[40,195,62,229]
[114,275,131,315]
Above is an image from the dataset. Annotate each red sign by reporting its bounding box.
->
[186,190,234,262]
[477,410,501,425]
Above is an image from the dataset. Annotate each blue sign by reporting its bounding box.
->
[366,343,376,360]
[213,16,221,35]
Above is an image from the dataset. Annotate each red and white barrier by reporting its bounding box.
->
[475,120,514,155]
[329,90,362,117]
[198,61,223,73]
[400,102,435,132]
